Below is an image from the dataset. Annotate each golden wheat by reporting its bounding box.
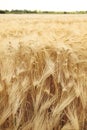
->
[0,14,87,130]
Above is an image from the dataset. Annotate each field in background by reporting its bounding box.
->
[0,14,87,60]
[0,14,87,130]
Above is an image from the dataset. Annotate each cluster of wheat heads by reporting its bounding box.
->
[0,42,87,130]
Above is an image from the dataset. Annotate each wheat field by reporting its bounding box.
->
[0,14,87,130]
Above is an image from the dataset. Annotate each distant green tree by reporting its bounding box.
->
[0,9,87,14]
[0,10,6,14]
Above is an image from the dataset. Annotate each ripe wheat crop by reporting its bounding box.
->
[0,14,87,130]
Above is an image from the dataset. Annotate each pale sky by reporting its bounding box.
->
[0,0,87,11]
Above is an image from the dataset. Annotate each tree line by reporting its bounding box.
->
[0,10,87,14]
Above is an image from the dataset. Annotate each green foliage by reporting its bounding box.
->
[0,9,87,14]
[0,10,6,14]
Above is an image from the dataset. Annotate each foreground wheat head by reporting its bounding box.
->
[0,42,87,130]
